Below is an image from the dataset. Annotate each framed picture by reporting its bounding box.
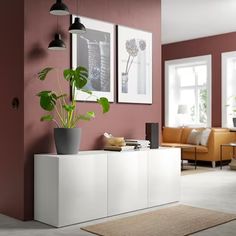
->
[117,26,152,104]
[72,16,115,102]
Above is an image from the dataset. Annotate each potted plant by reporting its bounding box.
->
[226,95,236,127]
[37,66,110,154]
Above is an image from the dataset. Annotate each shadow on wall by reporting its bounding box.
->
[25,123,54,155]
[27,43,48,62]
[25,43,48,90]
[92,135,106,150]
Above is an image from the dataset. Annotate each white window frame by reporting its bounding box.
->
[165,55,212,127]
[221,51,236,128]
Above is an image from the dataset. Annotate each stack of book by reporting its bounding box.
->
[125,139,150,150]
[104,145,135,152]
[104,133,134,151]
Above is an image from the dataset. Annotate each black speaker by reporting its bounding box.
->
[146,123,159,149]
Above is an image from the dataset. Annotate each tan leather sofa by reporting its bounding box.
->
[161,127,236,167]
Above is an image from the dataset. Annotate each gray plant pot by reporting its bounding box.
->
[233,118,236,127]
[54,128,81,154]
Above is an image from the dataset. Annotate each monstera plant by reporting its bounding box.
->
[37,66,110,154]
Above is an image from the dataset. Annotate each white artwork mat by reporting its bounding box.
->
[72,16,115,102]
[118,25,152,104]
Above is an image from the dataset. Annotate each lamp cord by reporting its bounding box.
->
[57,16,58,33]
[77,0,79,16]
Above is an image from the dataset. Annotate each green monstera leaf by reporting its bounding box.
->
[37,91,57,111]
[63,68,74,84]
[97,97,110,113]
[63,104,76,112]
[40,114,53,122]
[64,66,88,89]
[78,111,96,121]
[74,67,88,89]
[38,67,53,81]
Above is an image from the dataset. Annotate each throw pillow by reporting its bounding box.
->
[200,128,211,146]
[187,129,202,145]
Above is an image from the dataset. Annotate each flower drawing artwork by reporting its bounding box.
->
[139,40,147,51]
[118,26,152,103]
[124,38,147,75]
[126,39,139,57]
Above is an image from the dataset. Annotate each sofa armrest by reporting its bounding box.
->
[207,131,236,161]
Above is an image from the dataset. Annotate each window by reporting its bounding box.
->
[165,55,212,127]
[222,51,236,128]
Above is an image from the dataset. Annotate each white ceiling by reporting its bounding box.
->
[162,0,236,44]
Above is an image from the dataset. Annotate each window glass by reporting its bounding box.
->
[198,88,207,124]
[165,55,211,127]
[177,67,195,87]
[222,53,236,127]
[195,65,207,86]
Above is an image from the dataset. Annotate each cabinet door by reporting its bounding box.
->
[58,154,107,226]
[148,148,181,207]
[108,151,148,216]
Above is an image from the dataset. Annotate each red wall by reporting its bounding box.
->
[162,32,236,127]
[23,0,161,220]
[0,2,24,219]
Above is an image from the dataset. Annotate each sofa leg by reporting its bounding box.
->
[212,161,216,168]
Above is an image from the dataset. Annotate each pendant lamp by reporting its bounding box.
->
[50,0,70,16]
[48,33,66,50]
[69,17,86,34]
[69,0,86,34]
[48,17,66,50]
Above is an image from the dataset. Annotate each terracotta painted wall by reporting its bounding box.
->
[162,32,236,127]
[0,2,24,219]
[23,0,161,220]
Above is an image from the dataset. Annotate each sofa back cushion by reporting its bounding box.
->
[187,129,202,145]
[200,128,211,146]
[181,127,193,144]
[163,127,183,143]
[211,128,229,132]
[181,127,206,144]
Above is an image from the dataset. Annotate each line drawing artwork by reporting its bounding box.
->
[80,35,110,92]
[72,16,114,102]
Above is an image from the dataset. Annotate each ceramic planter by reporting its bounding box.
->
[54,128,81,154]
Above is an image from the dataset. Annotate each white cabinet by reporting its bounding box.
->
[34,151,107,227]
[34,155,59,227]
[108,151,148,215]
[148,148,181,207]
[34,148,180,227]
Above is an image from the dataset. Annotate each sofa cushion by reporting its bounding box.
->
[183,145,208,153]
[196,146,208,153]
[181,127,205,144]
[181,127,193,144]
[162,127,183,143]
[161,142,185,147]
[161,143,208,153]
[200,128,211,146]
[187,129,202,145]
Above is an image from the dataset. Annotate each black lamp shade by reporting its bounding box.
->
[48,34,66,50]
[50,0,70,16]
[69,17,86,34]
